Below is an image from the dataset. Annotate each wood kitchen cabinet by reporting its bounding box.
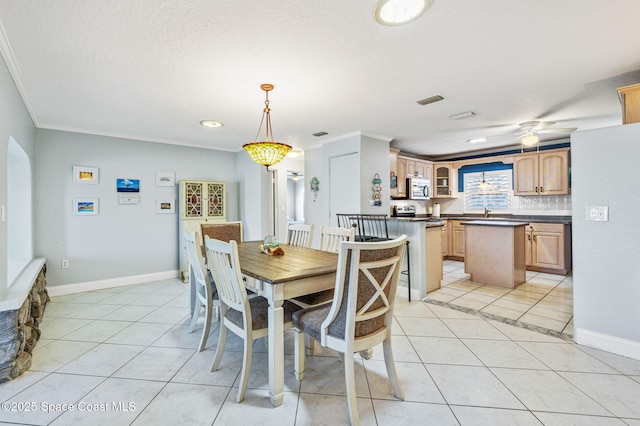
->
[434,163,453,197]
[396,157,407,197]
[414,160,433,180]
[618,83,640,124]
[449,220,465,259]
[513,148,570,196]
[390,148,399,197]
[525,223,572,275]
[441,220,448,257]
[394,154,434,197]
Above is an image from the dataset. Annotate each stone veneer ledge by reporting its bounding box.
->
[0,261,49,382]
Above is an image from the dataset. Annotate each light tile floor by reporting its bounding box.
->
[424,260,574,339]
[2,277,640,425]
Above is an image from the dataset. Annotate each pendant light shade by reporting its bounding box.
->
[243,84,292,170]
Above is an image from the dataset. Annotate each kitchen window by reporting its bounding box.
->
[464,170,512,213]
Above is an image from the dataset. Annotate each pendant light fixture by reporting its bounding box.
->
[243,84,292,170]
[479,172,490,191]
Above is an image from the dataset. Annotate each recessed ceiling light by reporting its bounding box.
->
[312,131,328,137]
[373,0,433,26]
[467,137,487,144]
[200,120,223,128]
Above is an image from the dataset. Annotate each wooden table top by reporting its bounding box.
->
[237,241,338,284]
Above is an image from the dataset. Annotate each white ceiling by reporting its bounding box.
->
[1,1,639,158]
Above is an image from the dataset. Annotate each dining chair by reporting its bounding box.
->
[204,236,301,403]
[184,231,216,352]
[292,235,407,426]
[319,225,356,253]
[200,221,243,246]
[286,223,314,248]
[290,225,356,355]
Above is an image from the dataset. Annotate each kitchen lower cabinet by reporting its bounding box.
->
[441,220,448,257]
[525,223,572,275]
[449,220,465,259]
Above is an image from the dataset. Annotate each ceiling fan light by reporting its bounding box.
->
[521,134,539,146]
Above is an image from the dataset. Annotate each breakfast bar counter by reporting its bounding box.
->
[462,220,529,288]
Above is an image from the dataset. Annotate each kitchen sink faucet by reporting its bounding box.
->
[484,207,492,217]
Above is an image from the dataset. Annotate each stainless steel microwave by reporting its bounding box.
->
[407,177,431,200]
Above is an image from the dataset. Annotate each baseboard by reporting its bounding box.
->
[573,327,640,361]
[47,270,181,297]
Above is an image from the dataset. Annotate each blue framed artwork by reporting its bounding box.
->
[116,178,140,193]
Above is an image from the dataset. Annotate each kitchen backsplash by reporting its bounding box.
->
[391,194,572,216]
[512,194,572,216]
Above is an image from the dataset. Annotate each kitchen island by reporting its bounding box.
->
[387,217,443,299]
[462,220,528,288]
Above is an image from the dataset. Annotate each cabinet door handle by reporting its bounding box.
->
[535,187,538,193]
[528,235,531,241]
[533,235,536,242]
[540,187,543,193]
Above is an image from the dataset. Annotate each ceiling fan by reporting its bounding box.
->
[516,121,577,146]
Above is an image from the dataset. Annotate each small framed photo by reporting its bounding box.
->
[156,198,175,214]
[73,166,99,184]
[155,171,175,187]
[116,178,140,193]
[73,198,99,216]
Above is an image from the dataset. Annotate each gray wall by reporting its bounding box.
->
[0,51,36,291]
[34,129,239,286]
[572,123,640,350]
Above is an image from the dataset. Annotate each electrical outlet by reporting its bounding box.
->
[61,259,69,269]
[585,206,608,222]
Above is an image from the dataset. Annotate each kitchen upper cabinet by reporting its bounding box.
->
[434,163,453,197]
[514,148,569,196]
[390,148,399,197]
[405,158,417,177]
[525,223,572,274]
[618,83,640,124]
[396,157,407,197]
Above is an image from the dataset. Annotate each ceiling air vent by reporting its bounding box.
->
[416,95,444,106]
[312,131,328,137]
[449,111,477,120]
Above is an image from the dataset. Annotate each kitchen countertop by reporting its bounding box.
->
[461,220,529,227]
[388,214,571,225]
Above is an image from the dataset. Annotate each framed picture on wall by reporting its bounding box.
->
[73,198,99,216]
[73,166,99,184]
[155,171,175,187]
[156,198,175,214]
[116,178,140,192]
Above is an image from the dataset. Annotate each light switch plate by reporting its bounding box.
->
[586,206,608,222]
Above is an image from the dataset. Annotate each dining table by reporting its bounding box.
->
[190,240,338,407]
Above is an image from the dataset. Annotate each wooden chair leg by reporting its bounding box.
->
[383,338,404,401]
[305,335,317,356]
[198,300,212,352]
[294,330,306,381]
[187,302,200,333]
[210,320,228,372]
[236,333,253,403]
[343,351,360,426]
